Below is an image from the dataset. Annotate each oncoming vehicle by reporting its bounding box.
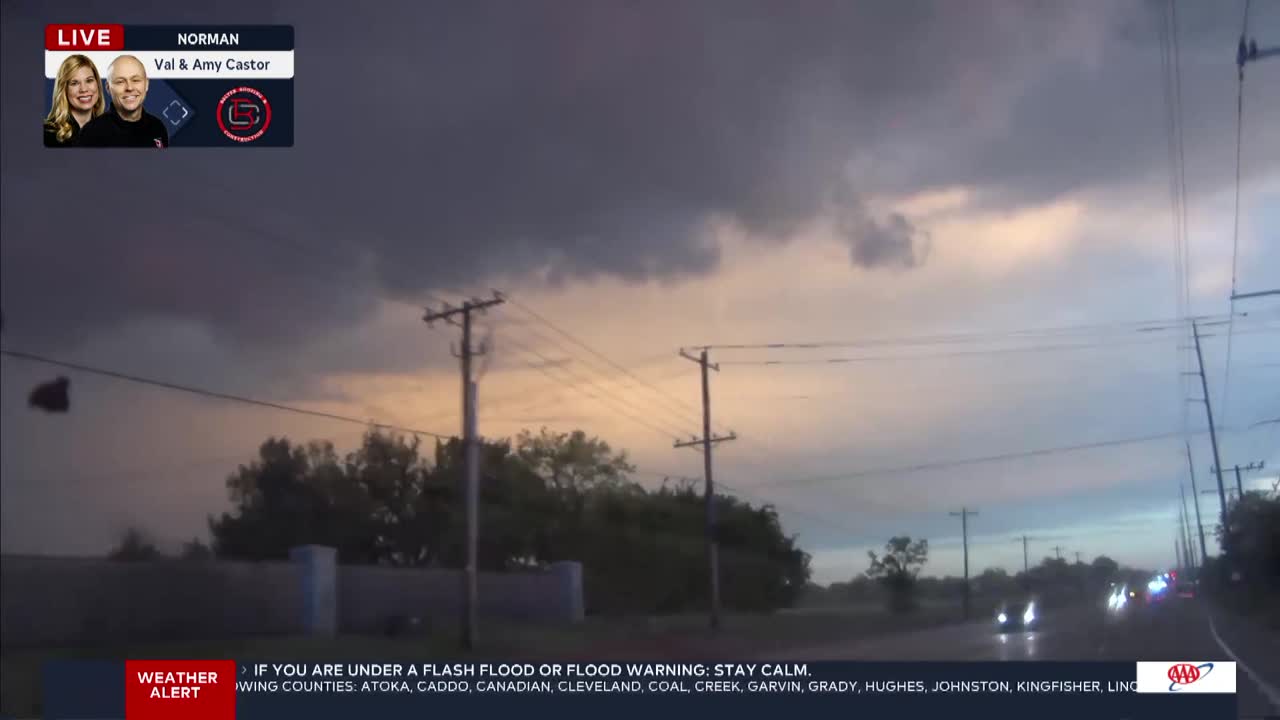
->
[1107,584,1130,612]
[1146,574,1172,605]
[995,600,1038,632]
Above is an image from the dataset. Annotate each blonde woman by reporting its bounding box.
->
[43,54,105,147]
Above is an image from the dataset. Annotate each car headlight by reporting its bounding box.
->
[1023,604,1035,623]
[997,612,1008,623]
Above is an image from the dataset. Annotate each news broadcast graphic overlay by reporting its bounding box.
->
[44,25,293,147]
[125,660,237,720]
[1135,661,1237,694]
[42,660,1235,719]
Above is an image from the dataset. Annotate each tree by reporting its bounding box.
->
[1089,555,1120,586]
[866,536,929,613]
[109,526,161,561]
[515,428,635,493]
[976,567,1015,597]
[205,427,809,614]
[209,437,351,561]
[1219,490,1280,595]
[180,538,213,561]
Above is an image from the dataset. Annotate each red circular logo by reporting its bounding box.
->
[216,87,272,143]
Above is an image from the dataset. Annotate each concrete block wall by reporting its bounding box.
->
[1,551,583,648]
[338,561,584,633]
[0,554,301,648]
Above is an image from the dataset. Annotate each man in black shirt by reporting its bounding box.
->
[79,55,168,148]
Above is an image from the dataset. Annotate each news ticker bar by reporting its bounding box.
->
[43,660,1236,720]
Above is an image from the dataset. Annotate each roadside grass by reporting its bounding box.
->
[1,604,964,717]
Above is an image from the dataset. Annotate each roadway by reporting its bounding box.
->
[769,597,1280,718]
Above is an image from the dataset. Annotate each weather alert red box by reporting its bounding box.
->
[126,660,236,720]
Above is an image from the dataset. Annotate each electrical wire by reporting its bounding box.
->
[714,322,1280,367]
[1157,0,1194,461]
[502,295,721,434]
[740,427,1223,491]
[633,469,889,540]
[492,296,787,471]
[495,333,696,443]
[499,306,710,438]
[0,348,452,440]
[1221,0,1255,452]
[694,312,1239,353]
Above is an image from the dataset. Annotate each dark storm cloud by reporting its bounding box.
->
[1,0,1273,360]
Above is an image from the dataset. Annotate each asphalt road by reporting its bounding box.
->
[771,598,1280,718]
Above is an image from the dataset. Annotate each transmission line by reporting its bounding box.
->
[740,427,1226,491]
[695,313,1238,353]
[0,348,452,439]
[496,333,697,443]
[1221,0,1258,447]
[498,302,712,437]
[715,323,1280,367]
[502,295,722,434]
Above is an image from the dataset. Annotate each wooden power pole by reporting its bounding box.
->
[950,508,978,620]
[675,348,736,631]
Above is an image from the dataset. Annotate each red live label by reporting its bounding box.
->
[45,24,125,50]
[125,660,236,720]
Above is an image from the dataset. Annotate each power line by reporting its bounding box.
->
[496,333,696,443]
[0,348,453,439]
[501,295,722,435]
[715,323,1280,367]
[489,297,779,472]
[695,313,1238,353]
[740,428,1221,491]
[1221,0,1256,448]
[1157,0,1195,456]
[498,299,714,438]
[414,316,697,430]
[635,469,873,543]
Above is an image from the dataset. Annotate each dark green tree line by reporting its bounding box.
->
[205,428,811,614]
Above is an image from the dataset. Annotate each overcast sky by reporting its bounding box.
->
[2,0,1277,584]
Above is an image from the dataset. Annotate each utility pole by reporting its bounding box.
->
[1015,535,1032,593]
[1186,442,1208,564]
[949,508,978,620]
[1051,545,1065,561]
[1074,551,1082,565]
[424,292,504,650]
[1191,320,1230,553]
[1178,484,1196,570]
[675,348,736,631]
[1210,461,1265,499]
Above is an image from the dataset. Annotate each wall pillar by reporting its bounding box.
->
[550,561,584,623]
[290,545,337,636]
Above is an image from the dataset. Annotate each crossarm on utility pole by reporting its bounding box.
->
[1240,37,1280,67]
[1230,288,1280,301]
